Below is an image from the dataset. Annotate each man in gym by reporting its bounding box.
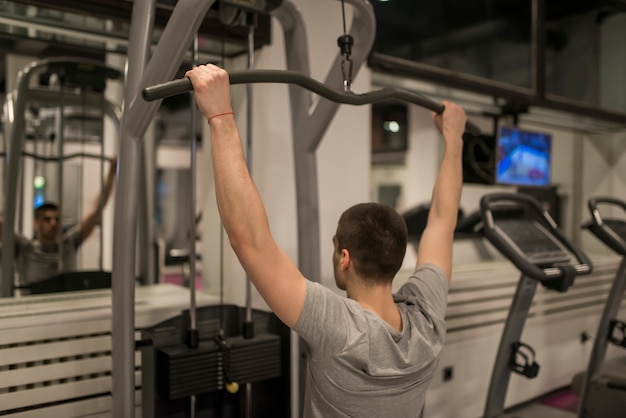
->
[0,157,118,287]
[187,64,465,417]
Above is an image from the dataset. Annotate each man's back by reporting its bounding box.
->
[295,264,448,417]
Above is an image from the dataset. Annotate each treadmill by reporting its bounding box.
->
[572,197,626,418]
[480,193,593,418]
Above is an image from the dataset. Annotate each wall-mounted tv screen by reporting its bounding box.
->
[496,126,552,187]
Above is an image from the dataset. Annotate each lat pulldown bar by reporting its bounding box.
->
[142,69,482,136]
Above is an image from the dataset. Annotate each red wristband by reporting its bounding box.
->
[207,111,234,123]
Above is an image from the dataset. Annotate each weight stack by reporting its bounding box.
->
[156,333,281,401]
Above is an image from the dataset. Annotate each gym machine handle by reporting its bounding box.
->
[509,341,540,379]
[480,193,593,282]
[141,70,482,136]
[586,197,626,255]
[588,197,626,214]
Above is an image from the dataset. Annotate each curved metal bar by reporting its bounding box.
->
[142,70,482,135]
[26,88,121,126]
[18,151,116,162]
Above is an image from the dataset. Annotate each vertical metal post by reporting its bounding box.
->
[98,90,105,271]
[531,0,546,97]
[244,14,256,418]
[572,133,585,247]
[56,75,65,272]
[484,275,538,418]
[112,128,141,418]
[1,89,19,296]
[189,34,199,337]
[578,257,626,418]
[112,3,218,413]
[112,0,155,416]
[188,33,199,418]
[147,134,157,284]
[245,18,255,327]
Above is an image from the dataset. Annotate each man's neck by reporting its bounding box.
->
[347,280,402,332]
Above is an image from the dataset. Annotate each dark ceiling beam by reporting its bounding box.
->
[11,0,271,47]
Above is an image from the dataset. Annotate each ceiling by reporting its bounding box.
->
[372,0,626,58]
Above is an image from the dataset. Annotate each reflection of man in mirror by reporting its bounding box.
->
[0,157,117,289]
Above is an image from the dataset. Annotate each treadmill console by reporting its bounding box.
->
[481,193,592,290]
[496,219,571,266]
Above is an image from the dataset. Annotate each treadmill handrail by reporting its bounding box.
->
[586,196,626,255]
[589,197,626,214]
[480,193,593,281]
[141,70,482,136]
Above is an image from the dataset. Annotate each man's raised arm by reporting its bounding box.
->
[416,101,466,282]
[78,156,117,243]
[186,64,307,329]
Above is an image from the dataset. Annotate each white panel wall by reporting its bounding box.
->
[612,132,626,201]
[200,0,371,307]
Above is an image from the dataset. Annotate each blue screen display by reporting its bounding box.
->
[496,127,552,187]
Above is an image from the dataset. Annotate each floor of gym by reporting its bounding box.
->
[508,388,579,417]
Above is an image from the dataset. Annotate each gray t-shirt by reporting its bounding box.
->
[294,264,448,418]
[14,227,82,286]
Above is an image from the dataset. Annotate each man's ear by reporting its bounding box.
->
[340,249,350,270]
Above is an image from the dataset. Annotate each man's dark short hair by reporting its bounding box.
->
[336,202,408,285]
[35,202,59,219]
